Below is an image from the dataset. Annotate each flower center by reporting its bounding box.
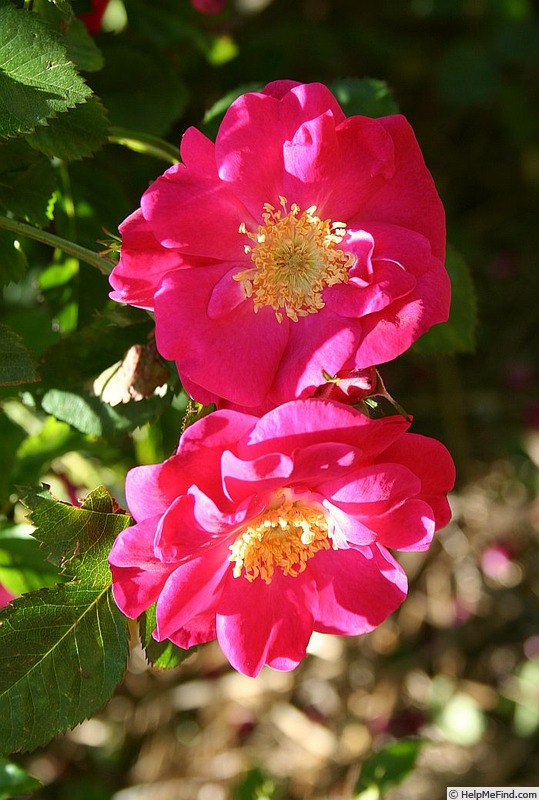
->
[229,490,333,584]
[234,196,355,323]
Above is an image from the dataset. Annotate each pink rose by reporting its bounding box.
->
[110,80,449,409]
[109,399,455,677]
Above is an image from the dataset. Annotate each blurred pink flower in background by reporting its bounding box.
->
[0,585,16,608]
[78,0,110,33]
[190,0,226,13]
[109,399,455,676]
[110,80,449,409]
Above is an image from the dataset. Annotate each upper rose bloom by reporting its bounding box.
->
[110,80,449,408]
[109,399,455,677]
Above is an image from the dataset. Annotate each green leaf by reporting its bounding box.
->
[329,78,399,117]
[36,309,153,391]
[26,96,109,161]
[0,486,132,754]
[0,1,93,138]
[0,324,39,386]
[140,602,195,670]
[0,583,129,755]
[353,738,424,799]
[65,18,105,73]
[22,484,133,586]
[0,231,27,288]
[0,524,61,595]
[413,246,477,355]
[0,139,56,227]
[0,757,41,800]
[41,387,171,437]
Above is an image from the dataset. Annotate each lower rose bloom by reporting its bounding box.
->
[109,400,455,677]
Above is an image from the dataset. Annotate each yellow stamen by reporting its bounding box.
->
[229,491,334,584]
[234,197,355,323]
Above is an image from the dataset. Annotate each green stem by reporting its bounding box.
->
[0,216,113,276]
[108,127,180,165]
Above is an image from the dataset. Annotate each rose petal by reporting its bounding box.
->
[155,267,289,407]
[109,208,184,309]
[108,516,171,618]
[216,569,317,676]
[155,544,231,643]
[310,544,408,635]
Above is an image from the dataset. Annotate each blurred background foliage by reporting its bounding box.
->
[1,0,538,798]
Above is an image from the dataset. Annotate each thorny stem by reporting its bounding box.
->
[0,216,113,276]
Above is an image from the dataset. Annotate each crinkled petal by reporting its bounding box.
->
[207,266,251,318]
[270,309,359,403]
[373,499,436,551]
[281,111,340,209]
[323,501,377,546]
[216,82,346,217]
[216,569,318,676]
[155,543,231,643]
[108,516,171,618]
[238,400,410,463]
[141,158,252,262]
[288,441,363,486]
[310,544,407,635]
[317,114,396,221]
[109,208,184,310]
[124,459,188,522]
[154,488,254,561]
[380,433,456,529]
[356,114,446,261]
[154,267,289,407]
[357,221,437,278]
[125,410,258,522]
[320,462,422,512]
[179,126,219,176]
[222,450,295,502]
[264,80,346,123]
[326,259,416,318]
[222,442,363,504]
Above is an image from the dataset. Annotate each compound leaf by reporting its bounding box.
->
[0,1,92,138]
[26,96,109,161]
[22,484,133,586]
[0,583,129,755]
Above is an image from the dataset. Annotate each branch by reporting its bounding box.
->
[108,128,180,165]
[0,216,113,276]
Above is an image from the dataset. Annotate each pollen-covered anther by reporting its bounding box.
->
[229,493,334,584]
[234,196,355,322]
